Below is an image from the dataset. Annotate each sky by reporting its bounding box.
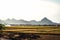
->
[0,0,60,23]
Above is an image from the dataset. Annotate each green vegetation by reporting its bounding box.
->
[0,24,5,37]
[0,24,5,30]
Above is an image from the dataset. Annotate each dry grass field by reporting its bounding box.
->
[2,26,60,34]
[0,26,60,40]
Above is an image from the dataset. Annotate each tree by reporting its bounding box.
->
[0,24,5,30]
[0,24,5,37]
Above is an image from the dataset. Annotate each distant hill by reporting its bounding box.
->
[18,19,30,25]
[0,17,60,26]
[39,17,57,25]
[0,20,5,24]
[29,20,39,25]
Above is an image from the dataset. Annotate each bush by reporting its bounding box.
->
[0,24,5,30]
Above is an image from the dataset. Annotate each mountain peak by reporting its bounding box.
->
[41,17,49,21]
[40,17,53,24]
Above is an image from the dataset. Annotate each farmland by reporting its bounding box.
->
[2,26,60,34]
[0,26,60,40]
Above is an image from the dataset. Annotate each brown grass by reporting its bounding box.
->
[2,26,60,34]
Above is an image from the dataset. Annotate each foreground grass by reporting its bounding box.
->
[1,26,60,34]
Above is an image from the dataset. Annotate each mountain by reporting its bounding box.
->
[0,17,59,26]
[39,17,57,25]
[18,19,30,25]
[5,18,20,25]
[4,19,30,25]
[29,20,39,25]
[0,20,5,24]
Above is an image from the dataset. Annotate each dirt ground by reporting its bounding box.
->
[0,33,60,40]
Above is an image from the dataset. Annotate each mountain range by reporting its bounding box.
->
[0,17,60,25]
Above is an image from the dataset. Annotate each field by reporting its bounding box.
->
[2,26,60,34]
[0,26,60,40]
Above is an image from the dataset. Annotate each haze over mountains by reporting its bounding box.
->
[0,17,60,25]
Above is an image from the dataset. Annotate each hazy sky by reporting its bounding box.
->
[0,0,60,23]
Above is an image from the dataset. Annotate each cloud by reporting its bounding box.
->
[42,0,60,4]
